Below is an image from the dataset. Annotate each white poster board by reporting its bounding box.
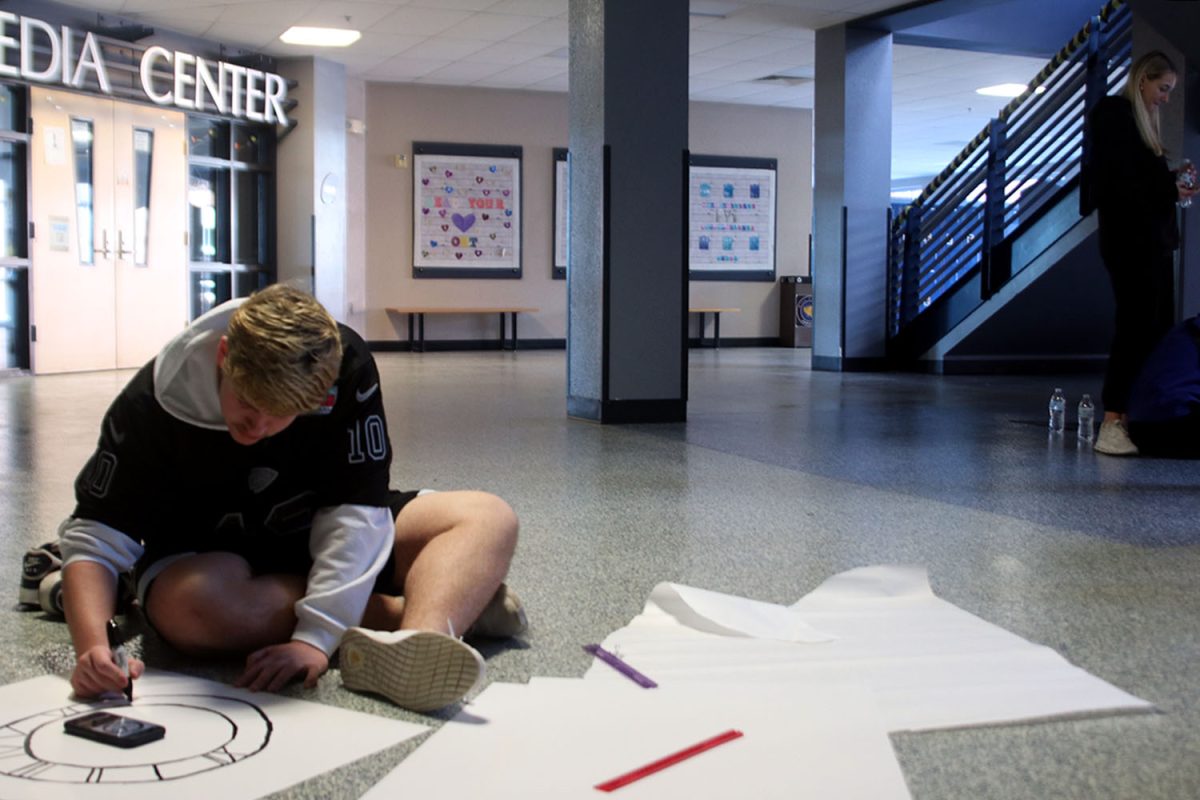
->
[688,155,777,281]
[412,142,522,278]
[0,671,426,800]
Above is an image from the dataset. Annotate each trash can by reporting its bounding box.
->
[779,276,813,347]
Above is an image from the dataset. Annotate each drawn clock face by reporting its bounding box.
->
[0,694,271,784]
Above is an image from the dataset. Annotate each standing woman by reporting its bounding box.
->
[1087,50,1197,455]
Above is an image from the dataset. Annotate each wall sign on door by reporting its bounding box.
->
[48,216,69,252]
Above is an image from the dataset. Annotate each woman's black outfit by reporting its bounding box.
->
[1087,95,1180,414]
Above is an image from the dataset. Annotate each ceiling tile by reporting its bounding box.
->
[505,16,567,45]
[692,82,777,101]
[688,55,739,77]
[462,40,559,65]
[477,58,565,86]
[364,56,452,81]
[371,7,474,36]
[689,76,727,93]
[201,22,289,50]
[447,12,545,40]
[399,37,492,60]
[485,0,565,17]
[214,1,315,29]
[689,30,751,55]
[692,60,784,82]
[698,34,803,61]
[118,0,205,11]
[407,0,503,11]
[422,60,510,83]
[295,2,401,30]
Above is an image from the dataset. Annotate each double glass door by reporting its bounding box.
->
[30,88,186,373]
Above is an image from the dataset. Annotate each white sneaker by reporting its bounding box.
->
[1094,419,1139,456]
[339,628,484,712]
[468,584,529,639]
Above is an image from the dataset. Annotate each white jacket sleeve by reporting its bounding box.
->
[58,517,145,576]
[293,504,394,655]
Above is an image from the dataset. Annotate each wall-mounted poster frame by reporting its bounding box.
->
[412,142,522,279]
[688,154,777,282]
[552,147,568,279]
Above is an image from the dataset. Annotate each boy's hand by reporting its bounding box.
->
[71,645,145,699]
[235,641,328,692]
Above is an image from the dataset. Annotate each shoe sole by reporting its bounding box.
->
[1094,441,1139,456]
[19,582,41,607]
[340,629,483,712]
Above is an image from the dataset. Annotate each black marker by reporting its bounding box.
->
[106,620,133,703]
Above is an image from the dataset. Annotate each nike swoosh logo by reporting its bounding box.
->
[356,383,379,403]
[107,417,126,445]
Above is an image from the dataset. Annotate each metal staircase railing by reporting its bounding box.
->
[887,0,1132,347]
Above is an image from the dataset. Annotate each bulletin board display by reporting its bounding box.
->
[688,154,777,281]
[412,142,523,279]
[553,148,568,279]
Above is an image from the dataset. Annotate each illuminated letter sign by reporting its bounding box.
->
[3,13,289,125]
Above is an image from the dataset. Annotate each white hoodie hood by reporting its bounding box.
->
[152,298,246,429]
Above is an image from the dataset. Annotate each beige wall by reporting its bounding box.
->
[362,83,812,343]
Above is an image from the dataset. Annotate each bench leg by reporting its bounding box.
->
[512,313,519,351]
[418,314,426,352]
[713,312,721,349]
[499,313,507,351]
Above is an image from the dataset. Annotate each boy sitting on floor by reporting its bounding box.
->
[56,284,524,711]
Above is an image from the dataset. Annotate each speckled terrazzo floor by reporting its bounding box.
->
[3,348,1199,799]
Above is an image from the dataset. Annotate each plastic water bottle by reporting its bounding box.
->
[1077,394,1095,442]
[1048,388,1066,433]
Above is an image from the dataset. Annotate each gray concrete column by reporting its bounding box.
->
[812,25,893,371]
[566,0,689,423]
[276,57,348,321]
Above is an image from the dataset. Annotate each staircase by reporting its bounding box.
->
[886,0,1132,373]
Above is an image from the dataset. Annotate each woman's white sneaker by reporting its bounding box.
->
[1094,419,1139,456]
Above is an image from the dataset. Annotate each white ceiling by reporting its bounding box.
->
[54,0,1050,183]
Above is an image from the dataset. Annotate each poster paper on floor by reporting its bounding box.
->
[585,566,1155,732]
[363,679,911,800]
[0,670,427,800]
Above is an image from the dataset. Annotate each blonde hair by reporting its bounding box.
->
[222,284,342,415]
[1123,51,1177,157]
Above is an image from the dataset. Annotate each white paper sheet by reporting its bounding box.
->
[649,582,834,642]
[585,566,1155,732]
[363,679,911,800]
[0,670,427,800]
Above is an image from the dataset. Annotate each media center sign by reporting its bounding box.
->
[0,12,289,125]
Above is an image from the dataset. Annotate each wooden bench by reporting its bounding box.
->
[689,307,740,348]
[386,307,539,352]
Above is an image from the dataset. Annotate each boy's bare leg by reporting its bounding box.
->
[144,552,305,656]
[360,491,517,636]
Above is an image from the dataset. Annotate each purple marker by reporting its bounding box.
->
[583,644,658,688]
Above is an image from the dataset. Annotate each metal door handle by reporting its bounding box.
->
[94,230,111,258]
[117,230,132,259]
